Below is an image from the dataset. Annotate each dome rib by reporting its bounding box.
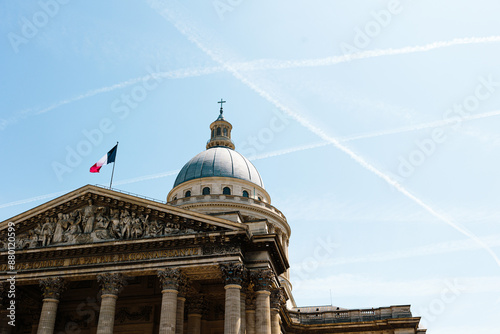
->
[173,147,264,188]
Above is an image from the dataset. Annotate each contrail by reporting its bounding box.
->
[113,169,180,186]
[5,33,500,128]
[0,190,69,210]
[249,109,500,161]
[148,0,500,266]
[3,107,499,212]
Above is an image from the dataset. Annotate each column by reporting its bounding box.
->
[37,277,66,334]
[251,269,273,334]
[176,273,189,334]
[187,296,203,334]
[245,292,256,334]
[240,290,246,334]
[158,268,181,334]
[270,288,285,334]
[220,263,245,334]
[96,273,125,334]
[0,283,12,334]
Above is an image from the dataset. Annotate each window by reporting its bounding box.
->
[185,190,191,197]
[242,190,249,198]
[202,187,211,195]
[258,197,262,201]
[223,187,231,195]
[216,127,221,136]
[173,196,177,201]
[223,128,228,136]
[211,129,214,138]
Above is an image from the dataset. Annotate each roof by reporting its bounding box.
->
[173,147,265,188]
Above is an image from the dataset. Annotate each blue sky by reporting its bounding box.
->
[2,1,500,332]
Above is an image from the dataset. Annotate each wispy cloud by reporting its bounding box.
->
[147,0,500,267]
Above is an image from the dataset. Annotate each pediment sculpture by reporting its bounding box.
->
[2,199,206,250]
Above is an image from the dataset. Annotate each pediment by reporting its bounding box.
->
[0,185,246,250]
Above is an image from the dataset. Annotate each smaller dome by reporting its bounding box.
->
[173,147,264,188]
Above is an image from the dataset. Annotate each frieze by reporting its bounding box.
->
[1,199,216,250]
[0,247,200,272]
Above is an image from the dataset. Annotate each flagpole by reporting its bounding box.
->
[109,141,118,189]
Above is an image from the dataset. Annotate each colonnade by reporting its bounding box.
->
[30,265,284,334]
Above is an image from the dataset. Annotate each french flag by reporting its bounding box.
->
[90,144,118,173]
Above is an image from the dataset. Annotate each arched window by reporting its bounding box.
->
[202,187,211,195]
[242,190,249,198]
[258,197,262,201]
[211,129,214,138]
[223,187,231,195]
[185,190,191,197]
[173,196,177,201]
[223,128,228,136]
[216,127,221,136]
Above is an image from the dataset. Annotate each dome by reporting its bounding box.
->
[173,147,264,188]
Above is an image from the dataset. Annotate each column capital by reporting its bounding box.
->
[270,287,286,310]
[39,277,66,300]
[250,269,274,292]
[245,291,256,311]
[187,296,204,315]
[220,262,246,286]
[97,273,126,295]
[158,268,181,291]
[177,272,190,297]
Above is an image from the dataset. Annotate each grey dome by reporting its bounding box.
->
[174,147,264,188]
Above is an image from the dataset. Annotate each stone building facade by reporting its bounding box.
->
[0,107,426,333]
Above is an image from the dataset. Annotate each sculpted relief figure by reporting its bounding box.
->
[94,207,111,240]
[82,199,104,233]
[41,217,55,246]
[120,210,132,239]
[130,212,144,239]
[109,209,122,239]
[53,213,68,243]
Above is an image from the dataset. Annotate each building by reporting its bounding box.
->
[0,105,426,334]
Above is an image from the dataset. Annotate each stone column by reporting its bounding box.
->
[240,291,246,334]
[251,269,273,334]
[37,277,66,334]
[96,273,125,334]
[270,288,285,334]
[245,292,256,334]
[220,263,246,334]
[176,273,189,334]
[158,268,181,334]
[187,296,203,334]
[0,283,12,334]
